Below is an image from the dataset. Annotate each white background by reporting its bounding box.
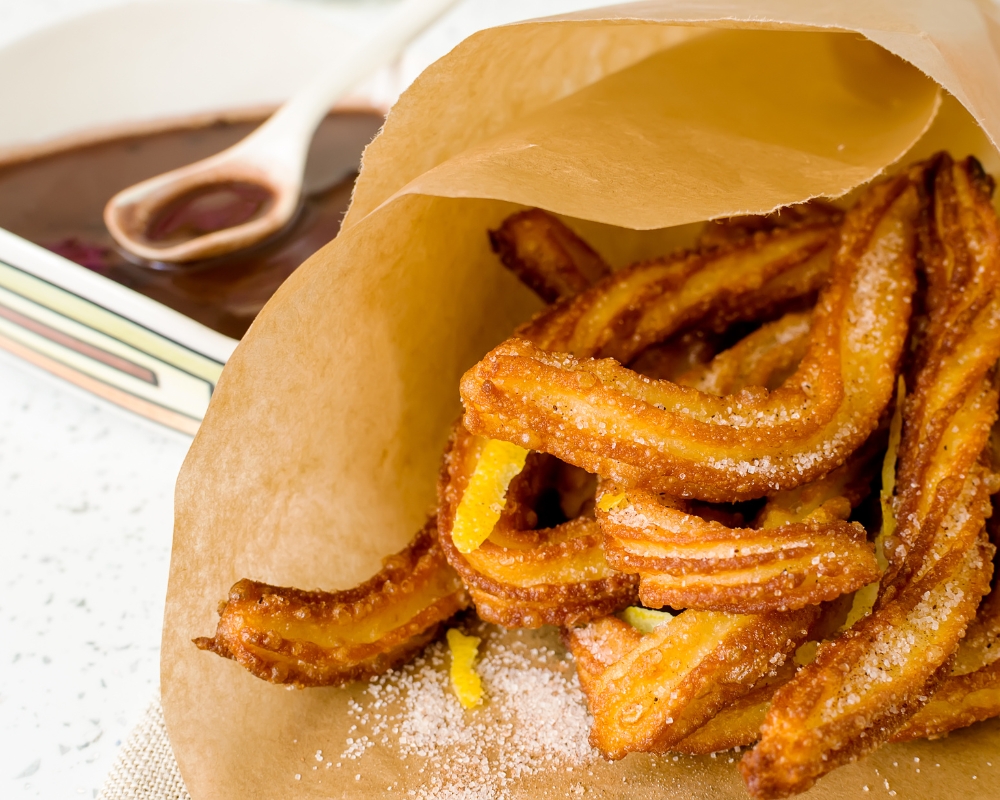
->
[0,1,617,798]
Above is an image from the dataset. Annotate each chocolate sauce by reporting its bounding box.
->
[144,180,274,245]
[0,111,384,339]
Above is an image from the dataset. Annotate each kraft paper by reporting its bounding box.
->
[163,2,1000,797]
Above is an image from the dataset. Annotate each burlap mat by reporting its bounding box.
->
[97,699,191,800]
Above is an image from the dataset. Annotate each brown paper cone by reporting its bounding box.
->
[163,2,1000,797]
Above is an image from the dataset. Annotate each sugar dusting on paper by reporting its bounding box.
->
[336,622,597,798]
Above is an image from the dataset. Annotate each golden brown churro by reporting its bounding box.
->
[599,487,878,613]
[489,208,611,303]
[194,521,469,687]
[460,175,918,501]
[565,609,817,759]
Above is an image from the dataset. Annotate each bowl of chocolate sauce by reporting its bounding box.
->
[0,110,384,340]
[0,1,400,432]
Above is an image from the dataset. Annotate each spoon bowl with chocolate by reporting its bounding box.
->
[102,0,458,264]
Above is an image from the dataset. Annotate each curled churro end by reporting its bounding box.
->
[489,208,611,303]
[461,172,920,501]
[194,521,469,687]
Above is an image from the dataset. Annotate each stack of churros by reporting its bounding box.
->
[196,153,1000,797]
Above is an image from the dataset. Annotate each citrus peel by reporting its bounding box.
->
[446,628,484,709]
[451,439,528,554]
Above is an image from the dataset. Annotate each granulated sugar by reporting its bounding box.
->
[339,623,597,798]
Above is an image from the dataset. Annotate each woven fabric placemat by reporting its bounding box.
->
[98,699,191,800]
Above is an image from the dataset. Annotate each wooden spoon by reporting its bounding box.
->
[104,0,459,263]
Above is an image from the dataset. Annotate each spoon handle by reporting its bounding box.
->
[238,0,460,172]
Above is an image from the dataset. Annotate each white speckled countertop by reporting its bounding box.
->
[0,2,618,798]
[0,348,189,799]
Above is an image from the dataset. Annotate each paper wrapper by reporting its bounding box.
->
[163,1,1000,797]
